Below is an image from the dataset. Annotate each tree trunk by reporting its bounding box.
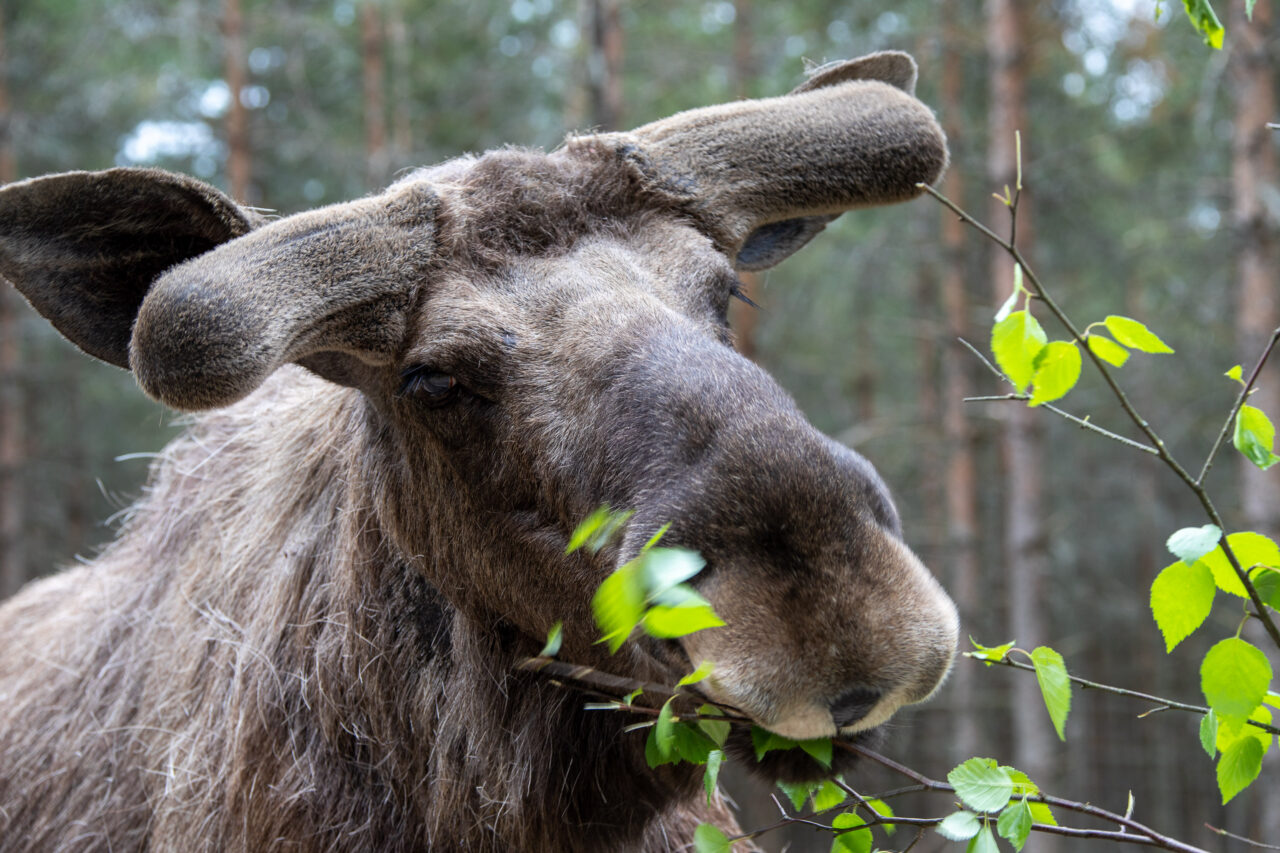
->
[1229,0,1280,840]
[940,0,981,764]
[362,1,389,190]
[727,0,759,359]
[584,0,623,131]
[986,0,1056,824]
[223,0,251,203]
[0,8,22,599]
[387,0,412,170]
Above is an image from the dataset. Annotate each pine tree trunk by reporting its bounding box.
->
[362,1,389,190]
[387,0,412,169]
[727,0,759,360]
[584,0,623,131]
[223,0,251,203]
[0,8,22,599]
[940,0,981,764]
[986,0,1056,827]
[1229,0,1280,840]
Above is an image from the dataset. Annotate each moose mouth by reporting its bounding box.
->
[723,723,887,784]
[640,639,887,785]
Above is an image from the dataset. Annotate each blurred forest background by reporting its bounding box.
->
[1,0,1278,849]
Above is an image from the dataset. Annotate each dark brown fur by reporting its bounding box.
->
[0,54,957,851]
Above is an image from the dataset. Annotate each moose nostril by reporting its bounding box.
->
[829,686,883,728]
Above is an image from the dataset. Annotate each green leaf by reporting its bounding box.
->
[812,779,847,811]
[799,738,834,769]
[1217,736,1265,803]
[966,637,1016,666]
[592,561,646,653]
[1201,637,1272,725]
[1181,0,1225,49]
[1030,646,1072,740]
[654,698,677,760]
[642,603,726,638]
[1166,524,1223,566]
[645,725,673,769]
[704,750,724,803]
[693,823,732,853]
[1087,334,1130,367]
[1202,532,1280,598]
[698,705,730,747]
[1216,705,1273,758]
[777,780,817,811]
[679,660,716,687]
[997,798,1034,851]
[1265,691,1280,709]
[1029,341,1082,406]
[992,310,1047,393]
[751,726,794,761]
[538,621,563,657]
[967,824,1000,853]
[1253,567,1280,609]
[1226,364,1245,386]
[1201,710,1219,758]
[1149,559,1216,651]
[994,280,1020,323]
[642,522,671,552]
[867,798,895,834]
[1235,404,1280,470]
[831,813,872,853]
[1103,315,1175,353]
[672,721,718,764]
[638,547,706,596]
[936,810,981,842]
[1005,769,1057,826]
[948,758,1014,813]
[568,506,632,553]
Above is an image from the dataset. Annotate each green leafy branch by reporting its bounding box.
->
[967,641,1280,738]
[918,179,1280,654]
[920,140,1280,811]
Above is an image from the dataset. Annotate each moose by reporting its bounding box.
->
[0,52,958,851]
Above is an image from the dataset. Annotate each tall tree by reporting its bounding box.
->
[1230,0,1279,530]
[986,0,1056,824]
[387,0,412,171]
[362,0,389,190]
[0,8,21,599]
[583,0,624,131]
[728,0,760,360]
[223,0,251,202]
[1228,0,1280,837]
[940,0,981,764]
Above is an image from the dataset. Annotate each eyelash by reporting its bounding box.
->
[398,367,460,402]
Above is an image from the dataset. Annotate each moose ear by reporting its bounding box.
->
[129,180,436,411]
[0,168,259,369]
[591,51,946,271]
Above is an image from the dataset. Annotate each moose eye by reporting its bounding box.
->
[399,368,459,402]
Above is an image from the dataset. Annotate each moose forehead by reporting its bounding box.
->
[403,148,742,361]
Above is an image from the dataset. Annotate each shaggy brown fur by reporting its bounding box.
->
[0,53,958,851]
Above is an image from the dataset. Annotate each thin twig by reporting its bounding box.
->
[1206,824,1280,850]
[841,742,1210,853]
[921,182,1280,652]
[1197,327,1280,485]
[979,654,1280,736]
[956,339,1159,454]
